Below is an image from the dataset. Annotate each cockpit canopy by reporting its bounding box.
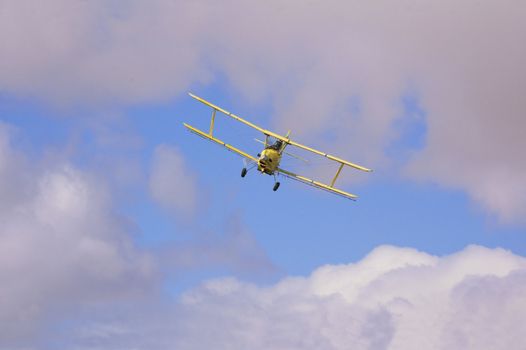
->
[266,139,283,151]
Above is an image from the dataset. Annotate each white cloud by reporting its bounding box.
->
[66,245,526,350]
[149,144,200,218]
[0,123,157,346]
[2,0,525,222]
[0,0,211,106]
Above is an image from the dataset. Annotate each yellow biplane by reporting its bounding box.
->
[183,93,372,200]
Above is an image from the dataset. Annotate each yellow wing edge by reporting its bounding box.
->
[278,167,358,200]
[189,93,266,134]
[183,123,258,163]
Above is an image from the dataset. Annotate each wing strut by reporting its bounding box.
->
[209,109,216,136]
[331,163,345,187]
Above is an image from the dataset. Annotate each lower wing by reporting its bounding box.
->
[184,123,357,200]
[277,167,358,200]
[183,123,258,163]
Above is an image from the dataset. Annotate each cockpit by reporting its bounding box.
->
[266,139,283,151]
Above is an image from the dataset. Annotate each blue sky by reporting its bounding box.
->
[1,1,526,349]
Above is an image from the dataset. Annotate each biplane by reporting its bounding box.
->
[183,93,372,200]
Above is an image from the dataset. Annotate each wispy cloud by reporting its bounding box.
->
[160,213,278,279]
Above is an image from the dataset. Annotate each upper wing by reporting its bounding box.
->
[277,167,358,200]
[183,123,258,163]
[189,93,297,144]
[189,93,267,134]
[189,92,371,173]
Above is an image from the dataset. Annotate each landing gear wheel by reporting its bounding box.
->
[241,168,247,178]
[273,182,280,191]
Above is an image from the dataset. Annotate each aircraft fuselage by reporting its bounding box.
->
[258,148,281,175]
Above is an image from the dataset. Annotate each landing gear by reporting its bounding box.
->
[272,173,280,191]
[241,168,247,177]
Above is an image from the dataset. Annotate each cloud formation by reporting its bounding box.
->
[0,123,156,346]
[0,0,210,106]
[1,0,524,222]
[67,245,526,349]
